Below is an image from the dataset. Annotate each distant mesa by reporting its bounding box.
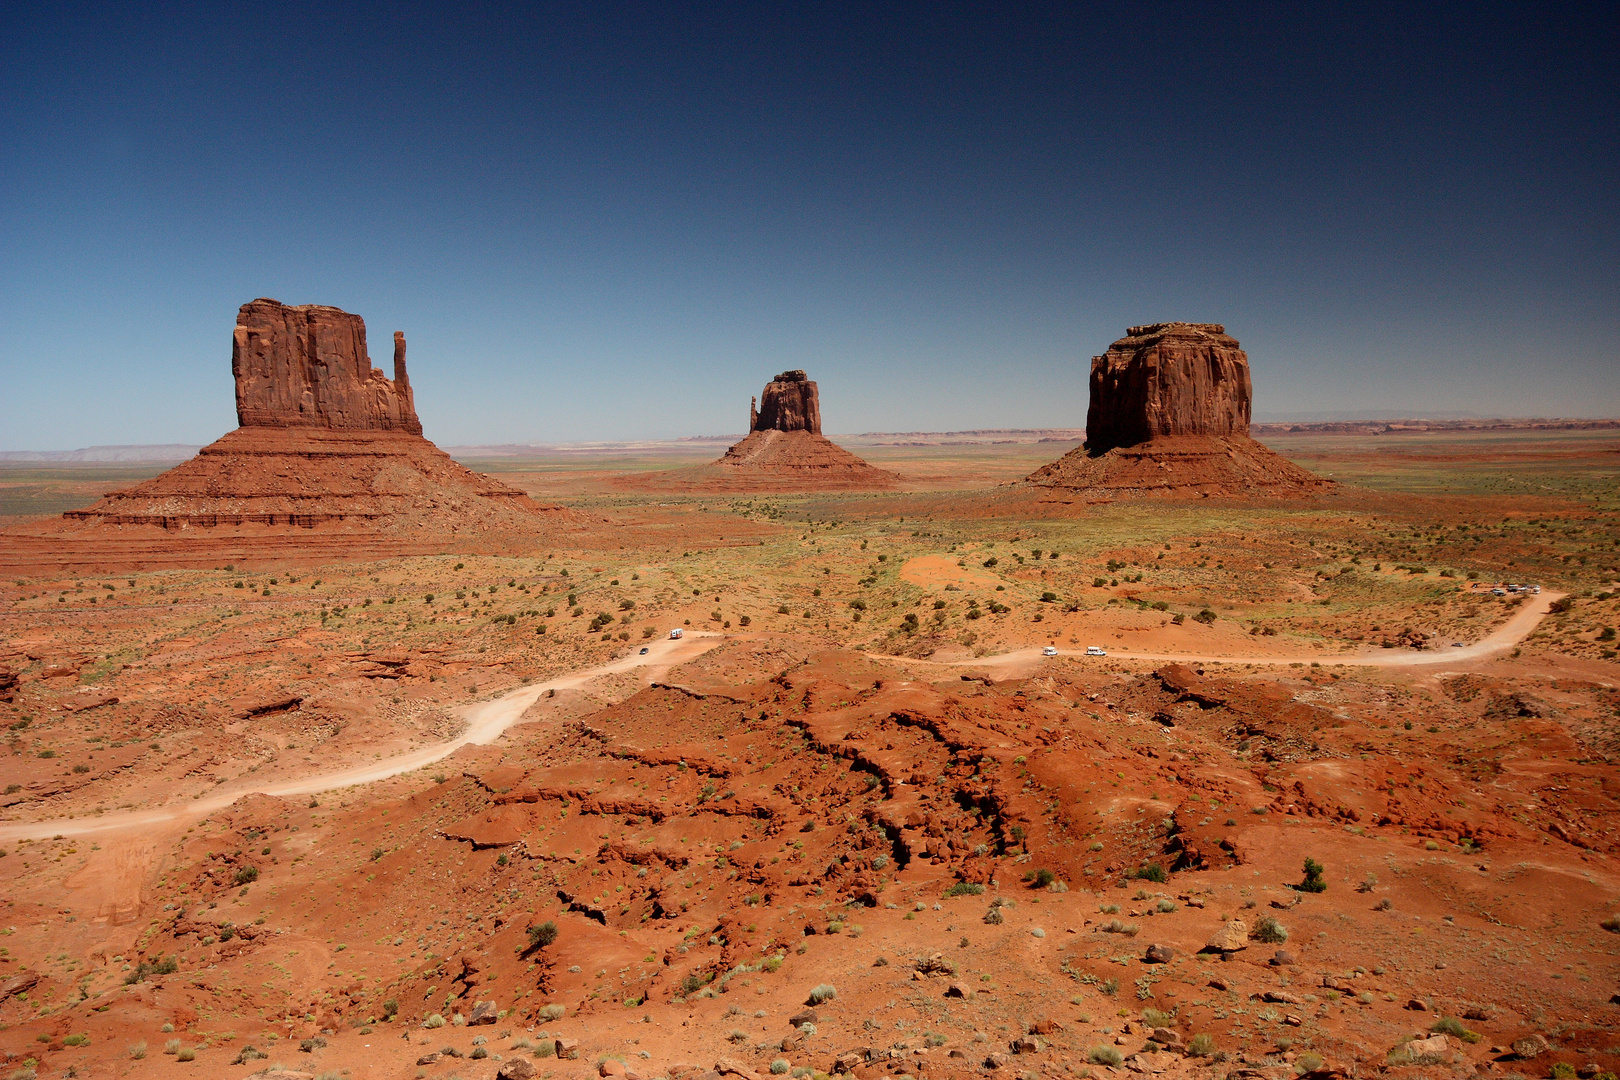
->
[639,370,897,491]
[0,299,565,571]
[1026,322,1332,497]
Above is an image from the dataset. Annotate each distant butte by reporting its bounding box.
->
[635,370,897,492]
[1026,322,1332,498]
[0,300,568,571]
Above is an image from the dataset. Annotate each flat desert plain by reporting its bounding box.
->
[0,426,1617,1079]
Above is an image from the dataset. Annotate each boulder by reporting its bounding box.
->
[788,1008,818,1026]
[1150,1027,1182,1047]
[466,1000,498,1025]
[1511,1034,1550,1059]
[1144,943,1175,964]
[1203,919,1249,952]
[0,665,16,702]
[232,299,421,433]
[555,1037,580,1059]
[498,1060,539,1080]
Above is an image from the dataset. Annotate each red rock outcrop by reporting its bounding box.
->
[0,301,571,570]
[632,370,896,492]
[1085,323,1250,452]
[233,299,422,434]
[749,370,822,434]
[1028,323,1331,498]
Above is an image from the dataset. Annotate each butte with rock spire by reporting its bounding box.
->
[0,299,565,571]
[644,369,897,491]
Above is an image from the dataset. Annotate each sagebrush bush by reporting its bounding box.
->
[808,983,837,1005]
[1187,1032,1216,1056]
[1089,1046,1124,1066]
[1251,915,1288,944]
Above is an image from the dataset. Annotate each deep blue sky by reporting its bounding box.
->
[2,2,1616,449]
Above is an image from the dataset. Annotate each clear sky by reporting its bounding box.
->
[2,2,1616,449]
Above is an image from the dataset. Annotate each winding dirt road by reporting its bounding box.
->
[869,590,1562,673]
[2,594,1560,844]
[0,632,723,844]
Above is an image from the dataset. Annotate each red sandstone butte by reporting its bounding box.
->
[232,299,422,433]
[0,300,565,571]
[640,370,896,492]
[1028,322,1331,498]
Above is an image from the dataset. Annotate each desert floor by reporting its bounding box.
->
[0,427,1617,1079]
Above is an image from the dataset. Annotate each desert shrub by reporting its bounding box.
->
[1089,1046,1124,1066]
[1549,1065,1577,1080]
[233,1045,264,1064]
[1099,903,1120,914]
[1141,1008,1172,1027]
[1187,1032,1216,1056]
[808,983,837,1005]
[382,998,399,1018]
[1131,862,1167,883]
[1101,919,1139,937]
[1027,867,1056,889]
[1376,898,1393,910]
[423,1014,446,1029]
[1251,915,1288,943]
[164,1039,182,1055]
[762,954,784,973]
[176,1046,196,1061]
[527,921,559,949]
[1156,899,1177,913]
[983,907,1004,925]
[1600,914,1620,933]
[771,1061,790,1075]
[233,865,258,885]
[124,955,179,984]
[129,1042,147,1060]
[62,1034,89,1047]
[1299,857,1327,893]
[1430,1016,1481,1043]
[1193,608,1217,624]
[1296,1052,1324,1071]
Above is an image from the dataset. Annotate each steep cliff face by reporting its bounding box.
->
[1085,323,1250,452]
[232,299,421,434]
[751,370,822,435]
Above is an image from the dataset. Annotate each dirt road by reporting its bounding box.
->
[870,590,1563,674]
[0,632,722,844]
[1,595,1560,843]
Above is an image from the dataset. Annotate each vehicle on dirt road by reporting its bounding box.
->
[1085,645,1107,657]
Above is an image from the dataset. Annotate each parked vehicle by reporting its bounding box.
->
[639,647,650,655]
[1042,646,1058,657]
[1085,645,1107,657]
[669,628,684,639]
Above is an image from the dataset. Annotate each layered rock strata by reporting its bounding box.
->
[1028,323,1331,498]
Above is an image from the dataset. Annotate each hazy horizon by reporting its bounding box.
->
[3,3,1616,450]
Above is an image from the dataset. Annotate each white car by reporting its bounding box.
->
[1085,646,1107,657]
[1042,646,1058,657]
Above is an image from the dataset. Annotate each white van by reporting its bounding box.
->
[669,628,684,639]
[1085,645,1107,657]
[1042,646,1058,657]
